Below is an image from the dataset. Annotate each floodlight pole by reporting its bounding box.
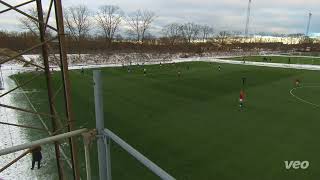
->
[306,12,312,37]
[245,0,252,38]
[94,70,112,180]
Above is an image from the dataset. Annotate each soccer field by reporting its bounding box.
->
[14,62,320,179]
[225,55,320,65]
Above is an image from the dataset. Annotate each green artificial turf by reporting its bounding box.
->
[225,55,320,65]
[13,62,320,180]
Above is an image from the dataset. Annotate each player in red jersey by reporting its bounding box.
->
[239,89,245,110]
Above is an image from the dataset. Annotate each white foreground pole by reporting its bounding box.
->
[104,129,175,180]
[84,144,91,180]
[0,129,88,156]
[83,131,95,180]
[104,136,112,180]
[93,70,111,180]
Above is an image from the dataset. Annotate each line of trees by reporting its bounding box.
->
[162,23,214,45]
[61,5,159,46]
[18,5,215,45]
[0,4,318,54]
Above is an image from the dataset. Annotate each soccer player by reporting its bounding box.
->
[30,146,42,170]
[218,65,221,71]
[262,57,266,62]
[143,68,147,76]
[239,89,245,110]
[295,79,301,87]
[242,77,247,87]
[178,70,181,77]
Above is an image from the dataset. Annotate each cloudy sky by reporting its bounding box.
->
[0,0,319,35]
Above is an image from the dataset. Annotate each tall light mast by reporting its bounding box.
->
[244,0,252,37]
[306,12,312,37]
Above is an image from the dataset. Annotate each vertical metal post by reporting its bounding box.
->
[53,0,80,179]
[84,143,91,180]
[104,136,112,180]
[82,132,93,180]
[94,70,112,180]
[35,0,63,179]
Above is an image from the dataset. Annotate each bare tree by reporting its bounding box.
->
[217,31,230,44]
[64,5,91,57]
[126,9,156,43]
[162,23,183,45]
[199,25,214,42]
[19,7,48,37]
[181,22,200,43]
[96,5,123,45]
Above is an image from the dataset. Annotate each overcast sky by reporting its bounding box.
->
[0,0,319,35]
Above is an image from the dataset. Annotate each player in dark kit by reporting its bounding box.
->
[143,68,147,76]
[242,77,247,87]
[30,146,42,170]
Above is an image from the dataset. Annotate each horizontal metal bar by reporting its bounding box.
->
[104,129,175,180]
[0,0,35,14]
[0,103,60,120]
[0,0,57,32]
[0,128,88,156]
[0,121,47,131]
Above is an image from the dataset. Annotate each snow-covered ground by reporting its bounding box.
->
[20,51,257,67]
[0,68,73,180]
[6,53,320,72]
[0,69,59,180]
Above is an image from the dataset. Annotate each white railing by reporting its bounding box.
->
[0,128,88,156]
[103,129,175,180]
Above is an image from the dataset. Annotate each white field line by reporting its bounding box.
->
[205,58,320,71]
[266,54,320,59]
[289,85,320,108]
[11,76,73,169]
